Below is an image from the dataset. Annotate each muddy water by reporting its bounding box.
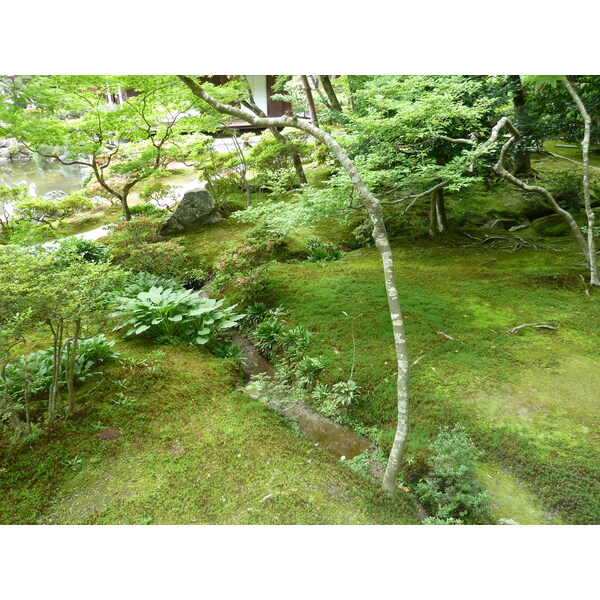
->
[281,403,372,459]
[232,329,372,459]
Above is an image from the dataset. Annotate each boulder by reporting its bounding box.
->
[43,190,68,201]
[161,187,222,234]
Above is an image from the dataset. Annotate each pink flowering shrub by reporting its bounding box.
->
[213,239,275,300]
[105,216,163,247]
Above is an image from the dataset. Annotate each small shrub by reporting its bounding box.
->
[129,203,167,218]
[415,424,492,523]
[111,286,244,346]
[62,455,83,471]
[4,220,57,245]
[183,268,210,290]
[105,216,163,247]
[544,170,600,210]
[109,240,189,280]
[311,382,331,403]
[112,391,137,409]
[1,335,119,413]
[213,239,277,290]
[55,238,110,265]
[304,238,344,262]
[247,373,305,409]
[422,516,464,525]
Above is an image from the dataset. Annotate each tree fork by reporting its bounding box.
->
[178,75,410,493]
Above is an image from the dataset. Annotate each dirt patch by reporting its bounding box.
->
[167,445,185,455]
[97,427,122,441]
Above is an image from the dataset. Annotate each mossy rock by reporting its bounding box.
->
[531,214,570,237]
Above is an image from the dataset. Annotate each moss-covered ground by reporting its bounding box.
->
[2,153,599,525]
[255,233,599,524]
[0,341,417,524]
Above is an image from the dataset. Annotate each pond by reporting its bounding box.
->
[0,160,86,197]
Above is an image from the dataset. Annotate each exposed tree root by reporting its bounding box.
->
[509,323,558,334]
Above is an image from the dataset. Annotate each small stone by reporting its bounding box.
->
[340,455,346,461]
[497,518,520,525]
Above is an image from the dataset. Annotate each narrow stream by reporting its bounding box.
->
[230,331,373,460]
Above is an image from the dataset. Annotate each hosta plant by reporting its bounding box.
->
[332,379,361,407]
[111,286,244,346]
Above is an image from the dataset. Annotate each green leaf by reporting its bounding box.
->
[135,324,150,334]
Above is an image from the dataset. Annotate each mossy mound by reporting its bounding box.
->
[531,214,570,237]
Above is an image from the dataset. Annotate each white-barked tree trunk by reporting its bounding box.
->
[178,75,410,493]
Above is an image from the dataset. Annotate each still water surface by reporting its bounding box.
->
[0,160,85,196]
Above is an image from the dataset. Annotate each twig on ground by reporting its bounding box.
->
[509,323,558,334]
[436,331,455,340]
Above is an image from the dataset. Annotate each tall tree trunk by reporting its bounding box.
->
[300,75,319,127]
[65,319,81,417]
[120,193,132,221]
[179,76,411,493]
[563,78,599,286]
[231,135,252,207]
[48,318,64,420]
[347,76,357,113]
[508,75,533,177]
[429,186,447,234]
[435,187,447,232]
[429,192,438,235]
[320,75,343,114]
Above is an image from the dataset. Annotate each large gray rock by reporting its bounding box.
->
[161,187,222,234]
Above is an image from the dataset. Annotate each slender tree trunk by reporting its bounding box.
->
[347,76,357,113]
[24,389,31,433]
[320,75,343,115]
[232,135,252,207]
[300,76,319,128]
[178,76,411,493]
[563,78,599,286]
[509,75,533,177]
[65,319,80,417]
[435,187,448,232]
[429,186,447,234]
[429,192,438,235]
[48,318,64,420]
[120,192,132,221]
